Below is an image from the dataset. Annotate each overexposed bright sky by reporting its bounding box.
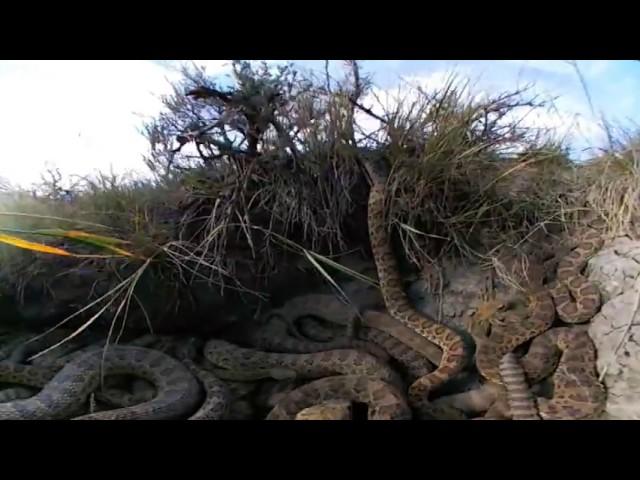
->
[1,60,638,188]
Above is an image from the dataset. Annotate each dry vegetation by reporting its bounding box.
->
[0,60,638,336]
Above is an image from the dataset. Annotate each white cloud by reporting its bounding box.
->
[505,60,576,76]
[505,60,613,78]
[0,60,231,188]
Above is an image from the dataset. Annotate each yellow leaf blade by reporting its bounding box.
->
[31,229,138,257]
[54,230,132,245]
[0,234,72,256]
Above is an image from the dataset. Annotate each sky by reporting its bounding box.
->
[0,60,638,188]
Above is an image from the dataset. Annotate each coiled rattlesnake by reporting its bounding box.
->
[468,225,607,419]
[267,375,412,420]
[0,346,201,419]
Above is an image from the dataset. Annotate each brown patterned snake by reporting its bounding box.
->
[266,375,412,420]
[469,293,556,386]
[254,311,434,383]
[548,227,603,324]
[359,154,468,408]
[241,305,435,419]
[203,339,401,386]
[468,225,607,419]
[130,336,295,420]
[475,327,605,420]
[530,327,605,420]
[269,294,443,366]
[294,400,353,420]
[244,313,390,362]
[3,336,162,413]
[202,337,410,420]
[0,345,201,419]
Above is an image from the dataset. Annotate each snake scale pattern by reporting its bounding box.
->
[0,160,610,420]
[267,375,411,420]
[359,154,468,408]
[468,224,607,420]
[0,346,201,420]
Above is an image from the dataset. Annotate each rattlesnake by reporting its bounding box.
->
[266,375,412,420]
[475,327,606,420]
[468,226,607,419]
[359,154,468,407]
[203,339,401,387]
[202,338,414,419]
[236,300,436,419]
[0,224,603,421]
[263,313,434,383]
[172,337,232,420]
[532,327,605,420]
[548,228,603,324]
[270,294,443,366]
[498,352,540,420]
[294,400,352,420]
[0,332,195,415]
[469,294,556,385]
[244,313,390,362]
[0,346,201,419]
[0,336,157,412]
[0,326,407,420]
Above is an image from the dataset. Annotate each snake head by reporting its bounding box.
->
[475,299,505,322]
[359,154,391,185]
[464,299,505,341]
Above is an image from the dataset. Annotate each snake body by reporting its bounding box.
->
[360,154,468,405]
[267,375,411,420]
[535,328,605,420]
[172,338,231,420]
[357,327,433,382]
[203,339,401,386]
[288,316,433,382]
[472,291,556,385]
[294,400,352,420]
[279,295,443,365]
[469,224,607,419]
[548,228,603,324]
[0,215,607,421]
[296,317,343,342]
[0,346,201,420]
[246,315,389,361]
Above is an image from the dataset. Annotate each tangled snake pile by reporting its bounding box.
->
[0,156,608,420]
[465,225,607,420]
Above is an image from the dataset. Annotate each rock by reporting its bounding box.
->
[587,237,640,302]
[588,237,640,419]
